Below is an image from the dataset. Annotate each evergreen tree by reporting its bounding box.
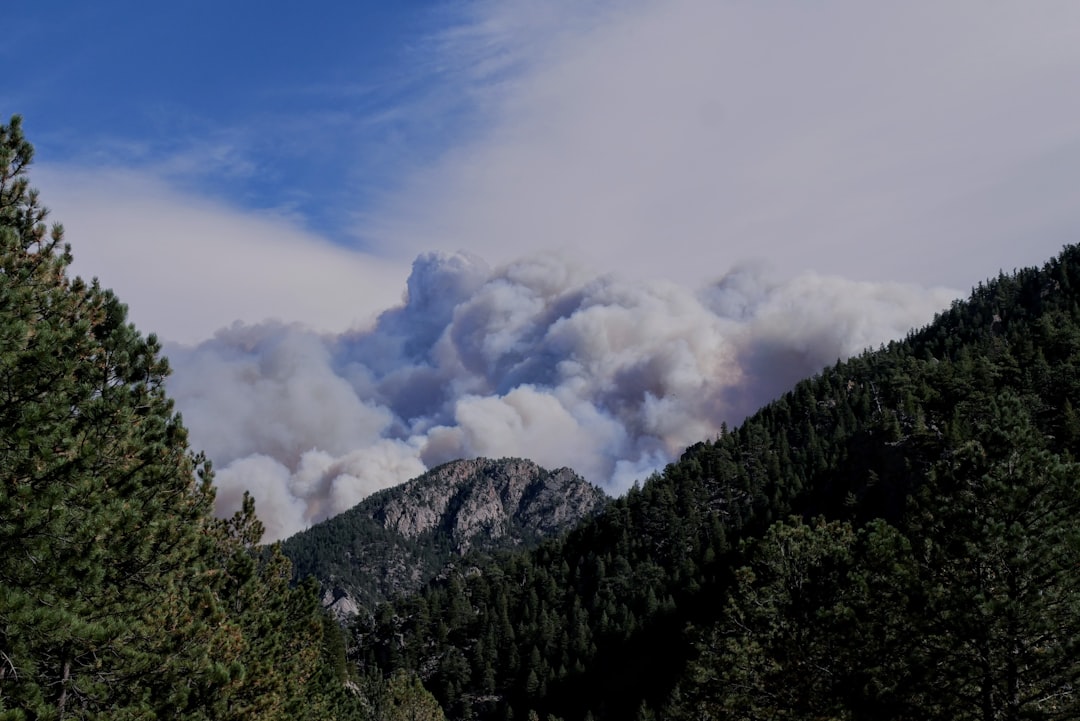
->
[195,493,333,721]
[903,393,1080,720]
[0,115,363,720]
[674,517,915,720]
[0,114,220,718]
[672,393,1080,721]
[376,671,447,721]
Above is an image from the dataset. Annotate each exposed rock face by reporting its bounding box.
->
[281,458,609,618]
[376,458,607,552]
[321,586,360,623]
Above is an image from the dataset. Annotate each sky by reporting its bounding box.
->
[7,1,1080,539]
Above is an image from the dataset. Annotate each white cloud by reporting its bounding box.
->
[24,1,1080,541]
[35,165,409,344]
[32,1,1080,345]
[168,253,957,541]
[370,0,1080,289]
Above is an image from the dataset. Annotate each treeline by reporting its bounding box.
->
[354,246,1080,720]
[6,108,1080,720]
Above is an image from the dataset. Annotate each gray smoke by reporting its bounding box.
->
[165,252,958,541]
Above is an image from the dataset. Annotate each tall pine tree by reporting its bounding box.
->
[904,392,1080,721]
[0,114,230,718]
[0,116,365,720]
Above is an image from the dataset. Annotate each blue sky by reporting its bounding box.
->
[6,0,520,340]
[10,1,1080,535]
[7,1,1080,343]
[6,1,469,240]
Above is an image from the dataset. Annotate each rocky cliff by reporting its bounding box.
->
[280,457,609,618]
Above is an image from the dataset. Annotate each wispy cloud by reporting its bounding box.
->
[37,165,408,345]
[22,1,1080,539]
[367,0,1080,287]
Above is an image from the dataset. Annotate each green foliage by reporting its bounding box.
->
[356,241,1080,720]
[381,670,447,721]
[0,113,220,719]
[670,397,1080,721]
[900,394,1080,720]
[0,116,367,720]
[674,517,916,720]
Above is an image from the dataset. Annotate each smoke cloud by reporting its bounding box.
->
[166,252,957,541]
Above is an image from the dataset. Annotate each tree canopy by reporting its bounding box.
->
[0,116,375,719]
[353,242,1080,720]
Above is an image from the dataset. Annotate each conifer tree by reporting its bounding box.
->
[197,492,341,721]
[0,114,225,717]
[380,671,447,721]
[904,392,1080,720]
[0,115,360,721]
[676,517,914,720]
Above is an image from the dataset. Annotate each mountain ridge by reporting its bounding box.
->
[351,244,1080,721]
[281,457,609,616]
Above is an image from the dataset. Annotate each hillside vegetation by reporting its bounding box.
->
[353,246,1080,720]
[4,113,1080,721]
[0,118,443,720]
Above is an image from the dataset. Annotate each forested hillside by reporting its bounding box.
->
[354,247,1080,720]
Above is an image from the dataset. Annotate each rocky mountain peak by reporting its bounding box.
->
[376,457,606,552]
[281,457,609,615]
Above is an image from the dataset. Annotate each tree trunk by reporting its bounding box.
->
[56,656,72,719]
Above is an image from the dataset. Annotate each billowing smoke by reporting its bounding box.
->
[165,252,958,541]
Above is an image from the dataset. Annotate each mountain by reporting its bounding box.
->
[352,246,1080,721]
[25,110,1079,721]
[281,457,609,617]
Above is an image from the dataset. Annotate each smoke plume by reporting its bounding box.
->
[165,252,957,541]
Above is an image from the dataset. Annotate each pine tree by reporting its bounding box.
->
[672,393,1080,721]
[0,114,221,717]
[673,516,918,721]
[380,671,447,721]
[0,115,355,721]
[192,493,331,720]
[904,392,1080,720]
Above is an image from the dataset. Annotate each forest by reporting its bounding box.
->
[3,111,1080,721]
[344,215,1080,718]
